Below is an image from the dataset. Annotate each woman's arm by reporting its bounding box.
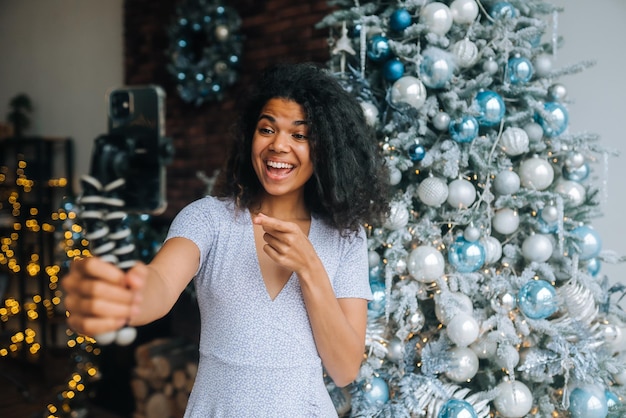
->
[62,237,200,336]
[253,213,367,387]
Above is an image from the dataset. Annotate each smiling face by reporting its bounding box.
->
[251,98,314,203]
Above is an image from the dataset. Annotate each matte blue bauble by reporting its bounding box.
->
[508,56,534,84]
[517,280,558,319]
[383,58,405,81]
[586,258,601,276]
[563,162,590,182]
[438,399,478,418]
[448,237,485,273]
[363,376,390,404]
[409,143,426,161]
[420,48,455,88]
[535,102,568,137]
[449,116,479,143]
[475,90,505,127]
[367,35,392,62]
[390,8,412,32]
[490,2,517,19]
[571,225,602,261]
[569,386,608,418]
[368,281,386,318]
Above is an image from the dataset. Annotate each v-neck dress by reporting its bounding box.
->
[165,196,373,417]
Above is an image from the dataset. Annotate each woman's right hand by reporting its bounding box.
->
[61,257,146,337]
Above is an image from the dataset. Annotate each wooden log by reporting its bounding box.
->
[145,393,171,418]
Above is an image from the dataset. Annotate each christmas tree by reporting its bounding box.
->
[318,1,626,417]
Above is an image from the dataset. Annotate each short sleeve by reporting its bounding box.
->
[332,227,373,300]
[165,196,217,276]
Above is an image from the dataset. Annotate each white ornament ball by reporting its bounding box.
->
[493,170,521,195]
[95,331,117,346]
[522,234,553,263]
[495,345,520,370]
[541,205,559,223]
[463,226,481,242]
[116,326,138,346]
[564,151,585,170]
[483,58,499,74]
[433,111,451,131]
[420,2,453,36]
[493,380,533,418]
[554,179,586,207]
[612,353,626,384]
[368,250,381,268]
[523,122,544,143]
[389,167,402,185]
[384,201,410,230]
[518,156,554,191]
[387,338,405,363]
[481,236,503,264]
[447,178,476,209]
[470,334,498,359]
[391,76,427,109]
[446,314,480,347]
[450,0,479,24]
[452,39,479,68]
[360,101,379,126]
[395,258,407,274]
[534,54,552,77]
[492,208,520,235]
[444,347,479,382]
[435,292,473,324]
[500,127,530,156]
[418,177,449,207]
[408,245,445,283]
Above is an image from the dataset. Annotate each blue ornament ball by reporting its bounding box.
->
[586,258,601,276]
[475,90,505,127]
[517,280,558,319]
[563,162,590,182]
[490,2,517,19]
[383,58,405,82]
[508,56,534,84]
[448,236,485,273]
[389,8,412,32]
[409,143,426,161]
[535,102,569,137]
[368,281,386,318]
[569,385,608,418]
[363,376,390,405]
[420,47,455,89]
[449,116,479,143]
[367,34,392,62]
[438,399,478,418]
[605,390,620,410]
[570,225,602,260]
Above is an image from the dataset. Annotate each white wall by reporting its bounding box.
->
[0,0,123,188]
[0,0,624,282]
[550,0,626,283]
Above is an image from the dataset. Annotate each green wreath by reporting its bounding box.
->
[167,0,243,106]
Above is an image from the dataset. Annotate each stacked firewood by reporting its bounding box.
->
[131,338,199,418]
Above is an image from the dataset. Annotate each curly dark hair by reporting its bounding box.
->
[213,62,390,233]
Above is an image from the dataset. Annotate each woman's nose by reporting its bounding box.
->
[269,132,290,152]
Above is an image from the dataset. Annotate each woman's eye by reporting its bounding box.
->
[258,127,274,135]
[292,133,308,140]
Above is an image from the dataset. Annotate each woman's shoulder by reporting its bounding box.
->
[177,195,238,221]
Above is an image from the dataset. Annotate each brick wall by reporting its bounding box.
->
[123,0,334,222]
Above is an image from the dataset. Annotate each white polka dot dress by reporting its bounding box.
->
[165,196,372,417]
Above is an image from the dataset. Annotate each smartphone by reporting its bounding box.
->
[99,85,169,214]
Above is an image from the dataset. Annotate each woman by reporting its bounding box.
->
[62,62,390,417]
